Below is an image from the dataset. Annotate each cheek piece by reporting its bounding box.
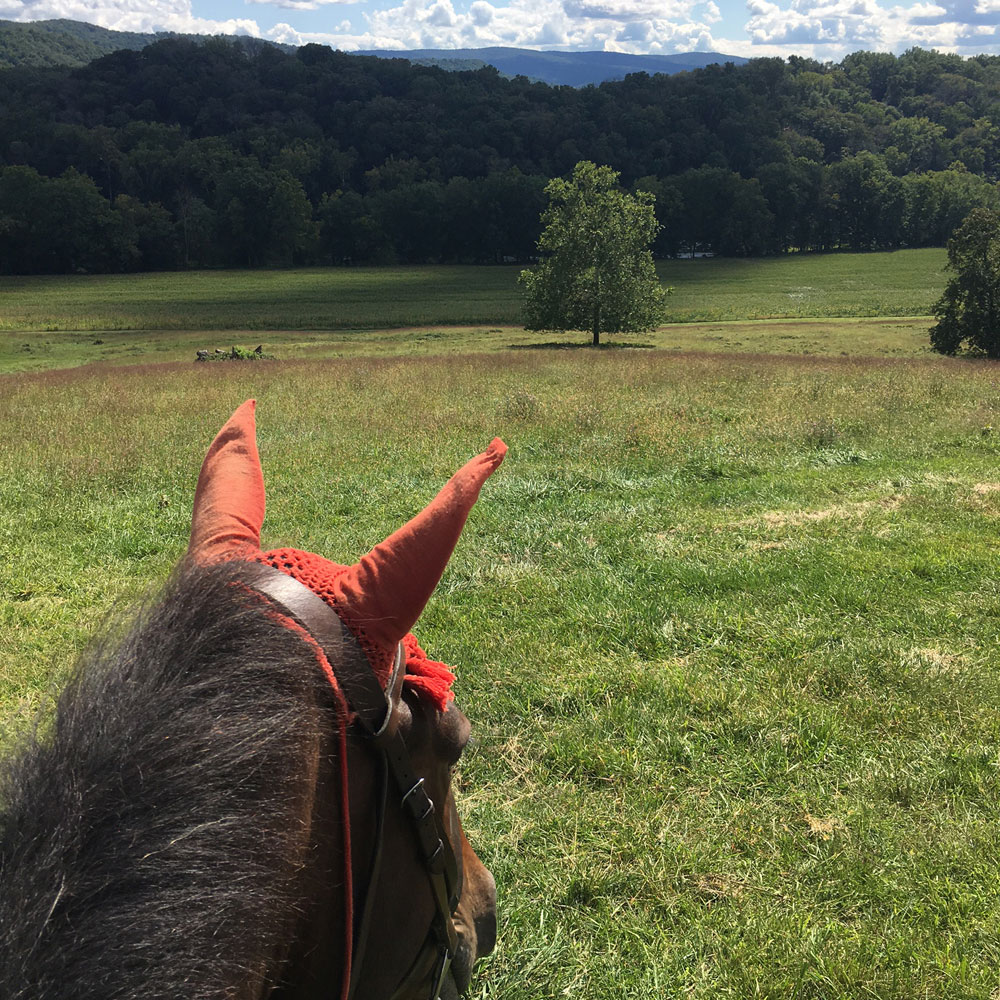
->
[187,399,506,999]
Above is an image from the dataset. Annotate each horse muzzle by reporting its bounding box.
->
[448,855,497,995]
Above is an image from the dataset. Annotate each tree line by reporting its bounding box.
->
[3,41,1000,273]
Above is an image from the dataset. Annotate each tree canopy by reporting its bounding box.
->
[520,161,666,346]
[4,42,1000,271]
[931,207,1000,357]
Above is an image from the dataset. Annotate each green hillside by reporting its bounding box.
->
[0,18,165,68]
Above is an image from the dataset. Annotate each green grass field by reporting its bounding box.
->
[1,247,945,335]
[3,249,1000,999]
[0,316,936,375]
[0,248,947,374]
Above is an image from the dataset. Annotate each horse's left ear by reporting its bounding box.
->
[330,438,507,663]
[188,399,266,563]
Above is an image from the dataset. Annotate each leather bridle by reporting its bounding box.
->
[245,564,462,1000]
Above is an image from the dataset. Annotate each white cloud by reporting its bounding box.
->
[245,0,317,9]
[362,0,559,48]
[563,0,702,21]
[427,0,457,25]
[260,22,366,46]
[701,0,721,21]
[1,0,260,34]
[245,0,351,10]
[470,1,493,25]
[267,18,302,40]
[746,0,889,49]
[13,0,1000,66]
[358,0,732,51]
[742,0,1000,56]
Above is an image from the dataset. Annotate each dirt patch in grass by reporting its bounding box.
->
[509,341,655,351]
[903,647,967,675]
[733,495,905,531]
[804,813,847,840]
[694,874,746,900]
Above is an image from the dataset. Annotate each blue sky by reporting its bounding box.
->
[4,0,1000,60]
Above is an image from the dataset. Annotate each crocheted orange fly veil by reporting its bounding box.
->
[186,400,506,1000]
[187,399,506,708]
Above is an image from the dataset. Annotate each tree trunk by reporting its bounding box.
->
[592,275,601,346]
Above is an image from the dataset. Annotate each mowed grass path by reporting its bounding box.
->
[3,350,1000,998]
[0,266,526,333]
[0,317,935,374]
[1,248,946,334]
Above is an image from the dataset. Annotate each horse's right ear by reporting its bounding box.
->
[188,399,266,563]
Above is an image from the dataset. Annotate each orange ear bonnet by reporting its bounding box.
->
[188,400,506,710]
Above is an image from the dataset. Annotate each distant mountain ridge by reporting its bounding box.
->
[360,46,748,86]
[0,18,745,85]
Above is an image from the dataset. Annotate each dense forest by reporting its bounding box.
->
[2,40,1000,273]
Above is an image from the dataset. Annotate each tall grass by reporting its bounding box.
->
[3,349,1000,998]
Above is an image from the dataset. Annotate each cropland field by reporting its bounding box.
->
[3,250,999,998]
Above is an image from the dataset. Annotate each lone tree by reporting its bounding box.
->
[931,207,1000,357]
[520,161,666,347]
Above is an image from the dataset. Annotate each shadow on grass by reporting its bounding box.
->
[509,341,655,350]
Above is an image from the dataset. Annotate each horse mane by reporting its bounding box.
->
[0,560,340,1000]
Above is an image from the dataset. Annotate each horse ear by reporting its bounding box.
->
[331,439,506,657]
[188,399,266,562]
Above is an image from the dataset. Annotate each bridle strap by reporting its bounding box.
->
[349,751,389,1000]
[240,564,459,1000]
[243,564,407,734]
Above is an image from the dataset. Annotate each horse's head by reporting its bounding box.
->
[356,688,497,1000]
[187,400,502,1000]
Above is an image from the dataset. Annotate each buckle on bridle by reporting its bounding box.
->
[430,947,453,1000]
[401,776,428,810]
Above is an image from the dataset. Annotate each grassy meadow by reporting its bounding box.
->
[1,247,945,336]
[0,248,946,374]
[3,250,1000,998]
[0,316,936,375]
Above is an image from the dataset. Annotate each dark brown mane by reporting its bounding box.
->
[0,560,339,1000]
